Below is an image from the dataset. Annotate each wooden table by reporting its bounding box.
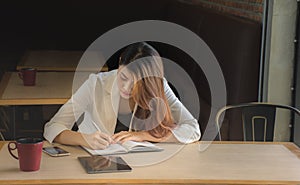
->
[17,50,108,72]
[0,71,92,139]
[0,72,89,105]
[1,141,300,185]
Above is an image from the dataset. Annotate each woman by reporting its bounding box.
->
[44,42,200,150]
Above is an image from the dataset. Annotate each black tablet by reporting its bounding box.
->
[78,156,132,174]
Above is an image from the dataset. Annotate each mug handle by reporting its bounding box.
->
[18,71,23,80]
[8,142,18,160]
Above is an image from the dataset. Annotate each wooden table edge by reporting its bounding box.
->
[0,98,68,105]
[0,178,299,185]
[1,141,299,155]
[1,141,299,184]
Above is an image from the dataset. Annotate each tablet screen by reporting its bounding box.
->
[78,156,132,174]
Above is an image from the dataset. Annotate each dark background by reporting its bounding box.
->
[0,0,262,140]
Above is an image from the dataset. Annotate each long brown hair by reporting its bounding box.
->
[119,42,175,138]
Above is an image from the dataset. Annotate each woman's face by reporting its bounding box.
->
[117,65,134,99]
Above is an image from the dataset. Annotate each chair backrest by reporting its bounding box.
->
[215,102,300,141]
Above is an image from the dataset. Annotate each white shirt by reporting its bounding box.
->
[44,70,201,144]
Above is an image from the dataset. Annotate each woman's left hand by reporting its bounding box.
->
[112,131,147,143]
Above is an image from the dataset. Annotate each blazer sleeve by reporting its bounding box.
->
[43,74,97,143]
[163,79,201,143]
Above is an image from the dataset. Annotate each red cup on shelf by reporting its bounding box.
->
[8,138,43,171]
[18,68,37,86]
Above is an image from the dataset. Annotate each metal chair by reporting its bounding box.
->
[0,132,4,141]
[215,102,300,141]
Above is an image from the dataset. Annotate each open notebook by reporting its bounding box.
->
[83,141,163,156]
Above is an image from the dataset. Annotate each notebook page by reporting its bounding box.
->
[122,141,163,152]
[83,144,127,155]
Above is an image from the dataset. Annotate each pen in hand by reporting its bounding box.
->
[88,121,114,148]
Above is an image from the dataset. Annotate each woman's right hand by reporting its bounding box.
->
[82,131,113,150]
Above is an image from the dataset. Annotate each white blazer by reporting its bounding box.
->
[44,70,201,144]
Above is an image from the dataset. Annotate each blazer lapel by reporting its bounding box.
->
[102,70,120,134]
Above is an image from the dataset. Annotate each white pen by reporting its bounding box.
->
[91,120,113,143]
[91,120,102,132]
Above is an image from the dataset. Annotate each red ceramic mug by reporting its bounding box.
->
[8,138,43,171]
[18,68,37,86]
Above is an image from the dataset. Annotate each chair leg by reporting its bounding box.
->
[0,132,4,141]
